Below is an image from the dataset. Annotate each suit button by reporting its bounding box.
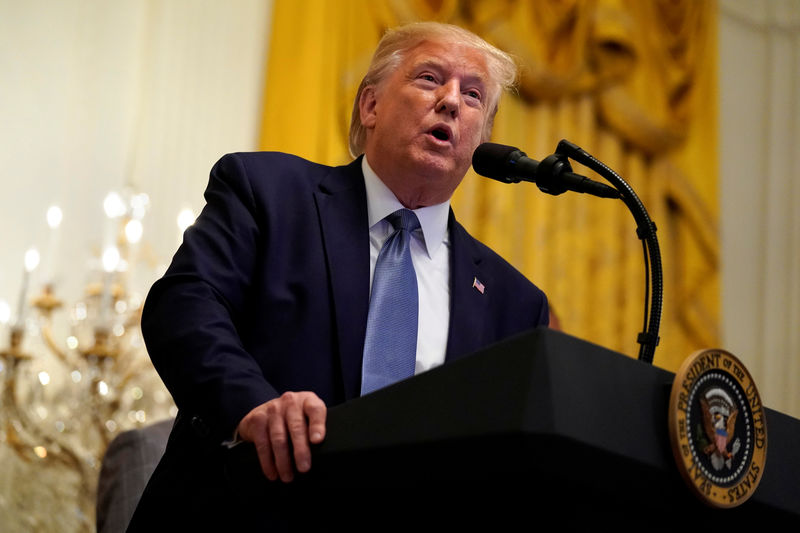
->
[191,415,210,437]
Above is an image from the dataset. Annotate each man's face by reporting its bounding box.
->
[360,39,495,208]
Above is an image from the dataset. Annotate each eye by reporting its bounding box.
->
[464,88,482,102]
[418,73,437,83]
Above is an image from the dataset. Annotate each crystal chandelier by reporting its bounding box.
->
[0,190,178,532]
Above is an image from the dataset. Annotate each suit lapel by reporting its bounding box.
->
[445,211,491,362]
[314,158,370,401]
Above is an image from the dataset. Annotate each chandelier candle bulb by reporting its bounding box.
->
[0,300,10,325]
[102,191,125,252]
[44,205,63,285]
[17,248,40,326]
[176,207,196,246]
[100,246,120,327]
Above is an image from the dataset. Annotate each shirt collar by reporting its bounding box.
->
[362,156,450,258]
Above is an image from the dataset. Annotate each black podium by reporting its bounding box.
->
[238,328,800,528]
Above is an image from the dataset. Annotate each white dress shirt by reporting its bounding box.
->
[362,157,451,374]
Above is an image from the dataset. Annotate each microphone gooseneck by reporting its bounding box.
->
[554,139,662,364]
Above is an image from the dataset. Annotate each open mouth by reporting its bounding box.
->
[430,128,451,142]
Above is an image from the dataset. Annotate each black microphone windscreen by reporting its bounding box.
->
[472,143,520,179]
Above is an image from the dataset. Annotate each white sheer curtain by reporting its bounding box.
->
[0,0,271,314]
[719,0,800,419]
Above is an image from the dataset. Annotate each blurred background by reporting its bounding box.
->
[0,0,797,530]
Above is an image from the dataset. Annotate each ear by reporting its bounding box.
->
[359,85,378,129]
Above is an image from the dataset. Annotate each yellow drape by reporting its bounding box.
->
[260,0,719,372]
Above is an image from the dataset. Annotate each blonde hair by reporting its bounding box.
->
[348,22,518,158]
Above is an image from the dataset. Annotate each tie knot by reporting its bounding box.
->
[387,209,420,234]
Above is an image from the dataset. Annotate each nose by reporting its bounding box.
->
[435,80,460,118]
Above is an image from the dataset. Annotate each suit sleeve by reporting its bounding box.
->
[142,153,277,443]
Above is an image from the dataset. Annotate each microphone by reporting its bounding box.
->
[472,143,620,199]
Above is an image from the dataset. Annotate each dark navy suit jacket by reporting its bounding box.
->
[129,152,549,530]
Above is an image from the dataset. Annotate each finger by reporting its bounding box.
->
[304,395,327,444]
[266,401,294,482]
[239,408,279,482]
[285,399,311,473]
[252,428,278,482]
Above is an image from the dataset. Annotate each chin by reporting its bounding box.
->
[413,150,461,176]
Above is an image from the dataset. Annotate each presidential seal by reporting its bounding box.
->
[668,349,767,508]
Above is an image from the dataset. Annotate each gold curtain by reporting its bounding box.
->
[260,0,719,372]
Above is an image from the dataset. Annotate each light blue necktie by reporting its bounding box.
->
[361,209,420,395]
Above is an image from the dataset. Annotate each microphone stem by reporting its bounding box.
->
[557,140,663,365]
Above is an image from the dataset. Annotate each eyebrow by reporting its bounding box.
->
[410,59,489,87]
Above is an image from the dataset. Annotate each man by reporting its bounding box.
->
[129,22,548,530]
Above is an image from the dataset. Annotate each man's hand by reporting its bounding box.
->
[236,391,326,482]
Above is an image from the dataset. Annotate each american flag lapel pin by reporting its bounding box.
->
[472,276,485,294]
